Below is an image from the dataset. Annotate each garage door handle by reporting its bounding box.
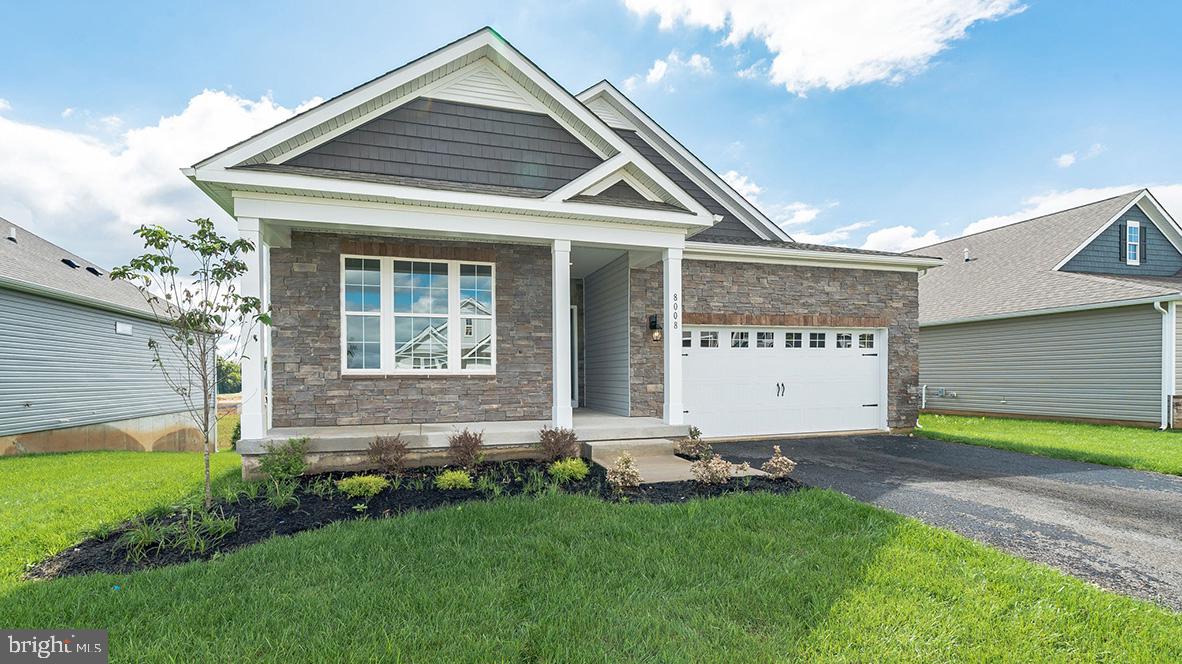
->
[862,353,878,357]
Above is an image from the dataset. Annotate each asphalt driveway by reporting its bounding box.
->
[718,434,1182,610]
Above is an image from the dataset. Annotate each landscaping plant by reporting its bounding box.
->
[690,455,751,485]
[447,429,485,469]
[547,458,589,484]
[257,437,308,489]
[538,426,579,461]
[367,435,410,475]
[673,425,712,460]
[112,218,270,509]
[761,446,797,479]
[336,475,390,500]
[434,469,473,490]
[606,453,642,491]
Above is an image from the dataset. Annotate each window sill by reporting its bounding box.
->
[340,371,497,379]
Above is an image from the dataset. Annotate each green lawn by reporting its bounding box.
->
[0,453,1179,661]
[918,413,1182,476]
[0,450,241,592]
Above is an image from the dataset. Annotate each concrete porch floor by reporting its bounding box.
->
[241,409,689,455]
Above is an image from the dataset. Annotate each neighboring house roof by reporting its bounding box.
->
[908,190,1182,325]
[690,234,936,259]
[0,220,156,318]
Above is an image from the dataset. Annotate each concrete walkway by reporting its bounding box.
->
[717,434,1182,610]
[587,439,764,483]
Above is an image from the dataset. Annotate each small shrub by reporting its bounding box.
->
[690,454,750,485]
[548,458,589,484]
[265,480,300,509]
[434,469,473,490]
[672,425,711,459]
[761,445,797,479]
[538,426,579,461]
[336,474,390,499]
[447,428,485,469]
[606,453,642,491]
[368,435,410,475]
[258,437,309,489]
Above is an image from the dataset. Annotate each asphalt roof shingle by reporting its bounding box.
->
[0,220,156,317]
[906,190,1181,324]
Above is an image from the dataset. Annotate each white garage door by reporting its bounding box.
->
[682,327,885,438]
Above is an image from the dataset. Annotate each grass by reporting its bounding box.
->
[217,412,240,451]
[918,413,1182,476]
[0,450,241,592]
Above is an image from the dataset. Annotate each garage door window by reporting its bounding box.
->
[682,330,692,347]
[809,332,826,348]
[756,331,774,348]
[731,331,749,348]
[859,333,875,349]
[836,333,852,349]
[700,331,719,348]
[785,332,802,348]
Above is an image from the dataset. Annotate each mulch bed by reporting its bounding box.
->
[26,460,803,582]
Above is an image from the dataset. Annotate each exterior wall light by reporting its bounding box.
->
[648,314,663,342]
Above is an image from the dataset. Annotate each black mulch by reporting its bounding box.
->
[26,460,803,582]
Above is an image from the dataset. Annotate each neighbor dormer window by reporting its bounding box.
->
[1126,221,1141,265]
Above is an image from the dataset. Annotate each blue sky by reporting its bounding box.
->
[2,0,1181,265]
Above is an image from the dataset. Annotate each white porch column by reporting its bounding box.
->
[663,248,684,425]
[552,239,574,428]
[238,217,269,441]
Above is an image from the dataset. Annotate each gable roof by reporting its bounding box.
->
[577,80,792,242]
[0,220,156,318]
[908,190,1182,325]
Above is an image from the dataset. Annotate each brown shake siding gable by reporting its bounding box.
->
[269,231,552,427]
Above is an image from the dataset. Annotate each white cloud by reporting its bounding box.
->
[862,225,946,252]
[1055,152,1076,168]
[1054,143,1104,168]
[61,107,75,118]
[721,169,761,201]
[0,90,321,270]
[795,220,873,246]
[623,49,713,91]
[0,99,10,112]
[623,0,1024,95]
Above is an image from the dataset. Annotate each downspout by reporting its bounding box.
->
[1154,300,1175,430]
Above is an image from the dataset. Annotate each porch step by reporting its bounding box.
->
[585,438,678,463]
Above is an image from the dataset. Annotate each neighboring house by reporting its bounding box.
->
[185,28,940,473]
[0,222,206,454]
[910,189,1182,428]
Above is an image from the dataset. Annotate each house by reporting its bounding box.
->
[910,189,1182,428]
[0,221,207,453]
[184,28,941,474]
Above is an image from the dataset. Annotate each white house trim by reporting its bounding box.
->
[577,169,664,201]
[552,239,573,428]
[238,217,269,441]
[1052,190,1182,271]
[578,81,792,242]
[1156,300,1176,429]
[684,240,942,272]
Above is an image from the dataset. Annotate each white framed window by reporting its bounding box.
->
[341,254,495,374]
[785,332,802,348]
[700,331,719,348]
[756,331,775,348]
[835,332,852,349]
[859,333,875,349]
[1126,221,1141,265]
[809,332,826,348]
[731,331,749,348]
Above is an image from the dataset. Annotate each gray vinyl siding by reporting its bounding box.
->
[0,288,194,436]
[1061,204,1182,276]
[612,129,762,242]
[583,255,630,416]
[920,304,1162,423]
[287,98,602,193]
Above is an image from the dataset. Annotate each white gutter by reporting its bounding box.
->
[1156,300,1176,430]
[0,274,159,322]
[684,241,944,272]
[921,294,1182,328]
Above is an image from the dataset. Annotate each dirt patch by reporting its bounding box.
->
[27,460,803,581]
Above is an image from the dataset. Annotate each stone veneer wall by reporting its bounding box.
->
[630,259,920,429]
[270,232,552,427]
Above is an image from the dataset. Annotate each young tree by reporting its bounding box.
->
[112,218,269,509]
